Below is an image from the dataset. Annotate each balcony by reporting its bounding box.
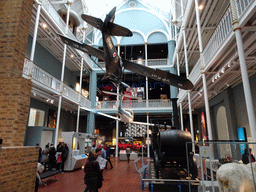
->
[96,99,172,113]
[177,0,256,110]
[23,58,91,111]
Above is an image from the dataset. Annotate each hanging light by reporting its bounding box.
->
[198,5,204,10]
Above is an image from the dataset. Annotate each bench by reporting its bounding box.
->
[39,170,61,186]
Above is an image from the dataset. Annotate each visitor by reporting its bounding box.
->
[36,143,42,163]
[48,143,56,170]
[84,152,101,192]
[41,144,50,170]
[242,147,255,164]
[105,144,113,169]
[126,146,131,163]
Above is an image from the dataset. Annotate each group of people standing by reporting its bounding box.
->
[83,144,113,192]
[39,142,69,172]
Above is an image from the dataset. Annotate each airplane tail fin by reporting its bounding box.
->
[107,22,133,37]
[81,14,104,31]
[81,8,132,37]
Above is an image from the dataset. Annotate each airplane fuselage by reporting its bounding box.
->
[102,32,123,83]
[102,8,123,85]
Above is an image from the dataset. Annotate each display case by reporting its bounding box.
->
[62,132,91,171]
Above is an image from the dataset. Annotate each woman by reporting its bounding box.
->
[242,147,255,164]
[41,144,50,169]
[84,152,101,192]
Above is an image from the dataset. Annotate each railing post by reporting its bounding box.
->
[76,24,86,133]
[194,0,213,141]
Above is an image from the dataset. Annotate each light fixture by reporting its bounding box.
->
[227,62,231,67]
[215,75,217,80]
[217,73,220,78]
[226,83,230,87]
[41,23,47,28]
[221,68,225,73]
[198,5,204,10]
[212,78,215,83]
[71,54,74,58]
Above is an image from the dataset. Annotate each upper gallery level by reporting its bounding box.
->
[172,0,256,111]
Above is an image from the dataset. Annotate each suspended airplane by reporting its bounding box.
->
[58,7,193,126]
[58,6,193,90]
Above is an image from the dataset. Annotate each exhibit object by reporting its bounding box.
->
[58,7,193,90]
[62,132,91,171]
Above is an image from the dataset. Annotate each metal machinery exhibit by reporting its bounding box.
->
[148,99,198,191]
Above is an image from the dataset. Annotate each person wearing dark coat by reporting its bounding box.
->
[48,143,56,170]
[57,142,69,172]
[36,143,42,162]
[105,145,113,169]
[242,147,255,164]
[84,152,101,192]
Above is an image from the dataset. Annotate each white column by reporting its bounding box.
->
[115,86,119,158]
[180,0,184,17]
[230,0,256,153]
[145,42,149,107]
[54,2,72,147]
[29,0,42,77]
[115,116,119,158]
[76,26,86,133]
[117,44,120,55]
[194,0,213,140]
[147,114,150,158]
[179,102,184,131]
[183,27,195,152]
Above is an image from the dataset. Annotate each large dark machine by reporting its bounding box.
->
[151,99,197,179]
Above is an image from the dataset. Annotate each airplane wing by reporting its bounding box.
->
[58,34,105,61]
[80,107,119,121]
[81,14,104,31]
[122,59,193,90]
[107,22,133,37]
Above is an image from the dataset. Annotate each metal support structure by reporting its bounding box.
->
[145,43,149,107]
[183,27,195,152]
[115,86,120,158]
[117,44,120,55]
[76,26,86,133]
[194,0,212,141]
[230,0,256,155]
[147,114,150,158]
[172,1,184,130]
[29,0,42,77]
[54,2,71,147]
[179,102,184,131]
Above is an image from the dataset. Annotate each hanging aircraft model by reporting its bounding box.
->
[58,6,193,125]
[58,6,193,90]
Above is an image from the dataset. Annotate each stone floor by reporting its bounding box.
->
[39,157,150,192]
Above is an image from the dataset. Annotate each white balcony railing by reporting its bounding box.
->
[96,99,172,110]
[203,7,233,66]
[40,0,94,69]
[23,58,91,108]
[180,1,254,101]
[97,58,168,69]
[236,0,253,16]
[41,0,76,40]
